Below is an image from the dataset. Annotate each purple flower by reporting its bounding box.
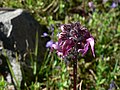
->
[88,1,95,11]
[52,22,95,58]
[111,2,118,8]
[46,40,54,48]
[88,1,94,8]
[41,32,48,37]
[108,81,117,90]
[43,32,48,37]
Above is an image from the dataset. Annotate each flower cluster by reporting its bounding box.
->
[52,22,95,58]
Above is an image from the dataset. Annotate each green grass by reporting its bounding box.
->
[0,0,120,90]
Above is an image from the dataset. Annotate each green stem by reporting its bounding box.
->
[6,57,20,90]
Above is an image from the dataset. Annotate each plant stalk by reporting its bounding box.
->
[73,56,77,90]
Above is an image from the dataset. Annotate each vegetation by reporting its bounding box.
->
[0,0,120,90]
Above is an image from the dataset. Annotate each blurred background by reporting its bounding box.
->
[0,0,120,90]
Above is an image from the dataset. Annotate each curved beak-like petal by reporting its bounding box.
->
[86,37,95,57]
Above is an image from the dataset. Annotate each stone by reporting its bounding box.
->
[0,8,49,88]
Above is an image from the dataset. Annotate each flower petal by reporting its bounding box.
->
[60,25,65,32]
[51,42,58,50]
[86,37,95,57]
[78,42,89,56]
[46,40,53,48]
[62,39,74,55]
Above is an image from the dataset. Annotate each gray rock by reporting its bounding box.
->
[0,8,49,88]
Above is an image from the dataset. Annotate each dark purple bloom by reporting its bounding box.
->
[52,22,95,58]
